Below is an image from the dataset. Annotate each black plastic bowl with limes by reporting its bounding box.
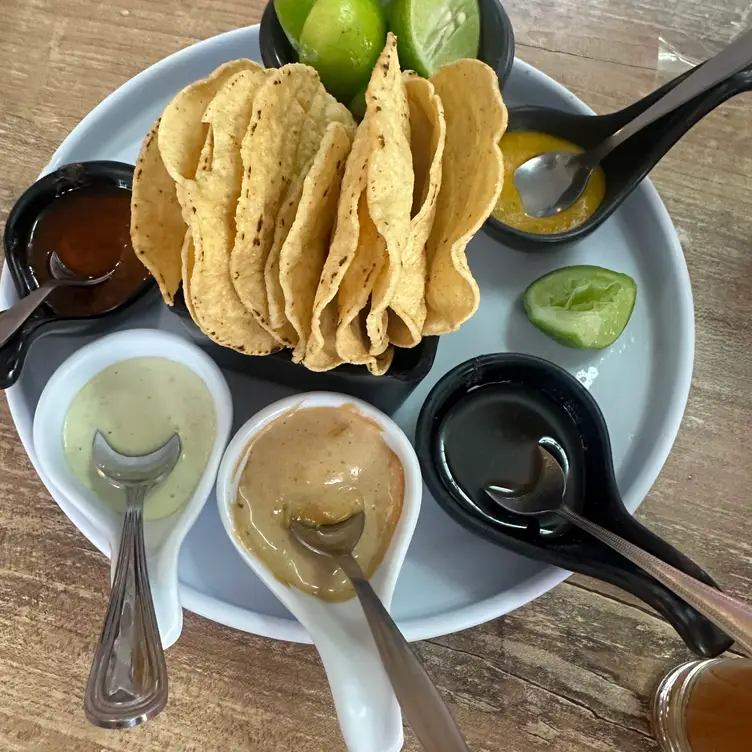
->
[260,0,515,102]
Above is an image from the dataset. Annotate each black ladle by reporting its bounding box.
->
[483,60,752,250]
[415,353,734,657]
[487,444,752,656]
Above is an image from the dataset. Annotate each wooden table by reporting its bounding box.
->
[1,0,750,749]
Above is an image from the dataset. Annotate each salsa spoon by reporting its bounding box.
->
[290,512,470,752]
[83,431,181,728]
[513,27,752,218]
[485,444,752,656]
[0,250,113,348]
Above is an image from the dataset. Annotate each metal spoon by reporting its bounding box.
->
[290,512,470,752]
[84,431,182,728]
[513,28,752,218]
[0,251,114,348]
[485,444,752,656]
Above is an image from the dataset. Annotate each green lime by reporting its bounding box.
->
[388,0,480,77]
[274,0,316,52]
[523,266,637,350]
[298,0,387,103]
[348,87,367,120]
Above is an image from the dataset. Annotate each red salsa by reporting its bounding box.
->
[27,186,150,317]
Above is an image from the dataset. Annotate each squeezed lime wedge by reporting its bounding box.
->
[524,266,637,350]
[388,0,480,77]
[298,0,387,103]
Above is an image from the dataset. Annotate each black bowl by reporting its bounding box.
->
[484,63,752,251]
[259,0,516,92]
[415,353,733,658]
[169,291,438,415]
[1,161,158,390]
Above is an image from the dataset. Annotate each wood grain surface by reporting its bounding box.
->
[1,0,751,749]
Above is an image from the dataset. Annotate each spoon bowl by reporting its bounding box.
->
[0,250,114,349]
[484,63,752,250]
[511,29,752,220]
[216,392,423,752]
[32,329,234,649]
[290,512,365,559]
[93,431,182,488]
[415,353,734,658]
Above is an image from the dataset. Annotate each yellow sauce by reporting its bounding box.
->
[493,131,606,234]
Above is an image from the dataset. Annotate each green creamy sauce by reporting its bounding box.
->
[63,357,216,520]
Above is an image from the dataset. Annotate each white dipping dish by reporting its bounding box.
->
[32,329,233,648]
[216,392,422,752]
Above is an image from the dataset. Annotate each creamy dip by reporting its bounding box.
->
[233,405,404,601]
[63,357,216,520]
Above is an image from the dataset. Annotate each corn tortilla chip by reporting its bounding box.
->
[336,193,383,364]
[279,122,351,362]
[265,87,356,343]
[158,59,260,194]
[388,76,445,347]
[334,193,394,375]
[230,65,323,339]
[422,60,507,335]
[364,34,413,356]
[305,120,372,371]
[180,230,200,323]
[131,120,186,304]
[187,69,279,355]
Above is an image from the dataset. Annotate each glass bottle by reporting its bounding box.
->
[652,657,752,751]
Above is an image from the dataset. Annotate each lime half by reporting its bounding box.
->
[388,0,480,77]
[298,0,387,103]
[524,266,637,350]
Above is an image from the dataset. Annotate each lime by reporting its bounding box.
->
[388,0,480,77]
[348,87,368,120]
[274,0,316,52]
[523,266,637,350]
[298,0,387,103]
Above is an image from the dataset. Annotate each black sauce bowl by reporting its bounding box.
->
[259,0,516,92]
[169,291,438,415]
[415,353,733,658]
[484,63,752,251]
[1,161,157,390]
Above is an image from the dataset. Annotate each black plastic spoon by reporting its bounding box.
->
[484,61,752,250]
[415,353,734,658]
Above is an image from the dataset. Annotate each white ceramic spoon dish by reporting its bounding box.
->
[32,329,233,647]
[216,392,423,752]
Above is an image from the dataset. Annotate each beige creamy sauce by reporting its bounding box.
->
[233,405,404,601]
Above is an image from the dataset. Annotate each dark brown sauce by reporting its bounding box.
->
[27,186,150,317]
[437,383,583,537]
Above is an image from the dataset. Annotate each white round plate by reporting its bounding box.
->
[0,25,694,643]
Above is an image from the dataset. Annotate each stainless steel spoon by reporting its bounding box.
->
[513,28,752,218]
[485,444,752,656]
[0,251,114,348]
[290,512,470,752]
[84,431,182,729]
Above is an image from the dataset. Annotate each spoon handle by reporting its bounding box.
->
[0,283,58,348]
[337,555,470,752]
[84,486,168,728]
[558,507,752,655]
[588,28,752,165]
